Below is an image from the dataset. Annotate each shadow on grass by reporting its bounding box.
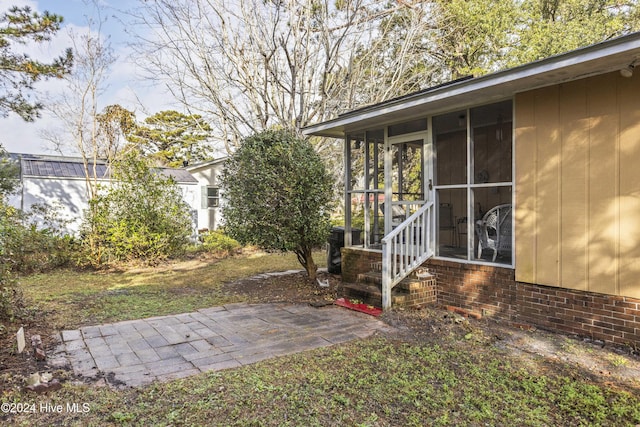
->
[19,251,325,329]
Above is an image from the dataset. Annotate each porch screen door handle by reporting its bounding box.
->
[428,179,433,190]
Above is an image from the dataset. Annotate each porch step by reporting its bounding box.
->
[356,271,382,286]
[342,282,406,308]
[343,270,437,309]
[356,271,432,292]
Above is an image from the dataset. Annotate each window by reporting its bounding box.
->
[202,186,220,208]
[433,100,513,265]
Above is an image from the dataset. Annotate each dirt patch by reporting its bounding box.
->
[382,307,640,392]
[221,270,340,305]
[0,320,73,393]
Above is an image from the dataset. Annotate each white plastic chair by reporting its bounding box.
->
[475,204,512,262]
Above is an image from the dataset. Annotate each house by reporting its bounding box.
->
[303,32,640,347]
[185,157,228,232]
[7,153,200,235]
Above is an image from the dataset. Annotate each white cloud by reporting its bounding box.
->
[0,114,59,154]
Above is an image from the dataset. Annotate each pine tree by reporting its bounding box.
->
[0,5,72,121]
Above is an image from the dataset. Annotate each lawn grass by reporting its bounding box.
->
[4,338,639,426]
[19,251,322,329]
[3,251,640,426]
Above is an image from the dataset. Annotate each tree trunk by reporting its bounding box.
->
[296,246,317,281]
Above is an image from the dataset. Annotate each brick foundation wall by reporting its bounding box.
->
[426,258,640,348]
[515,283,640,347]
[339,249,640,347]
[426,259,517,319]
[341,247,382,284]
[405,275,437,307]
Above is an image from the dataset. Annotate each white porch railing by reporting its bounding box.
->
[381,201,434,309]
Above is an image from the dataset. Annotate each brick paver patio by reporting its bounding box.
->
[59,303,388,387]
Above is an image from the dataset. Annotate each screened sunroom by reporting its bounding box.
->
[343,99,514,267]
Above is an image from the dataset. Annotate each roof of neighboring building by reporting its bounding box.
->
[159,168,198,184]
[185,156,229,171]
[9,153,198,184]
[303,31,640,138]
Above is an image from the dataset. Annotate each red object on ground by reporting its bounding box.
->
[445,305,482,320]
[334,298,383,317]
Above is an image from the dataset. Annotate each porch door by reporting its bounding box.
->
[385,131,432,236]
[345,130,385,249]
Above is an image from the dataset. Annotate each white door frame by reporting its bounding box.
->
[384,129,433,236]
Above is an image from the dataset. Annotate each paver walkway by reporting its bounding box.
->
[59,303,388,387]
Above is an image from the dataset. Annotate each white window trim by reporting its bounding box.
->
[432,102,515,268]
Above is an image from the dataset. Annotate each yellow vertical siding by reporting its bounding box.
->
[515,71,640,299]
[559,79,589,291]
[515,91,537,283]
[587,74,620,295]
[617,73,640,297]
[535,86,561,286]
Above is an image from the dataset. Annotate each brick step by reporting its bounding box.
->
[341,282,407,308]
[356,271,382,286]
[356,271,435,291]
[344,268,437,309]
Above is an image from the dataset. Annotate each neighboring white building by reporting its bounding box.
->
[7,153,200,235]
[185,157,228,231]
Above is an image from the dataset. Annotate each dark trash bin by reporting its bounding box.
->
[327,226,361,274]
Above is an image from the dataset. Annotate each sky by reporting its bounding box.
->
[1,0,178,155]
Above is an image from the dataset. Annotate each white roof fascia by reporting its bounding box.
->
[185,156,229,172]
[303,32,640,138]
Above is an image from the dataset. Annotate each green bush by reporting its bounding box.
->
[0,256,15,321]
[221,129,334,280]
[200,230,241,255]
[81,151,193,266]
[0,202,76,274]
[0,147,51,320]
[8,226,77,274]
[0,201,75,320]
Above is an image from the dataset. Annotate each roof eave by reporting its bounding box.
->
[303,32,640,138]
[185,156,229,171]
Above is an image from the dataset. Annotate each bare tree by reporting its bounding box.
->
[42,15,118,198]
[128,0,428,153]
